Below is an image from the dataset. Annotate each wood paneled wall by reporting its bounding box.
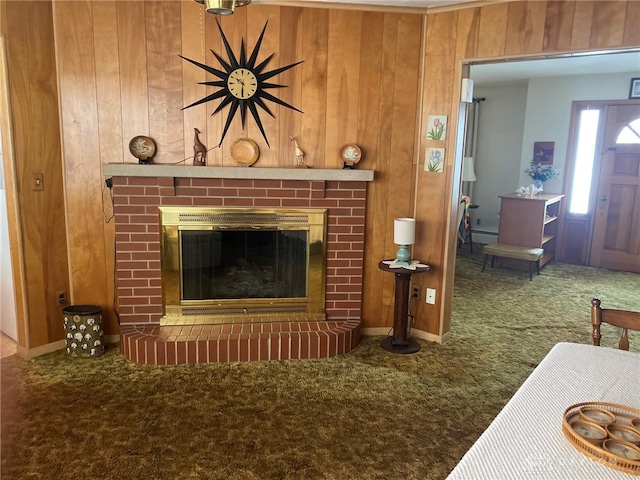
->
[52,1,424,340]
[1,1,70,348]
[414,0,640,338]
[3,0,639,350]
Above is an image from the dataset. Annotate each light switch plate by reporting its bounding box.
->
[32,173,44,191]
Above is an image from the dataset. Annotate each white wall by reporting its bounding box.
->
[519,72,633,192]
[471,71,634,237]
[1,147,18,341]
[472,82,528,233]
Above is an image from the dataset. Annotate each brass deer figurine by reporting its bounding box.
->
[193,128,207,166]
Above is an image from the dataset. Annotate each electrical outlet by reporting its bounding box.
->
[476,218,481,225]
[412,285,421,299]
[57,291,67,306]
[426,288,436,304]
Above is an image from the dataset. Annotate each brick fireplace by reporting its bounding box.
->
[103,164,373,365]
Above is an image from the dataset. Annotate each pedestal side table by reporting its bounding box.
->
[378,260,430,354]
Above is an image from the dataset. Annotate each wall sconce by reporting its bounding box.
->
[394,218,415,266]
[194,0,251,16]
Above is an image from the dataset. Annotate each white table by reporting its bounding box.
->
[446,342,640,480]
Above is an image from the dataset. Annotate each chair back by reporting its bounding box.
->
[591,298,640,351]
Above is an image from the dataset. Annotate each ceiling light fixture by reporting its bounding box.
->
[194,0,251,16]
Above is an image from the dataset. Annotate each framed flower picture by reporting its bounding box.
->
[425,147,445,173]
[427,115,447,141]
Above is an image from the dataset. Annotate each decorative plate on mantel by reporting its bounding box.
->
[339,144,362,167]
[128,135,156,162]
[230,138,260,167]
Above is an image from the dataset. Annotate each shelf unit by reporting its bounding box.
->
[497,193,564,269]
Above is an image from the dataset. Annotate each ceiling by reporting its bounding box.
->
[471,50,640,85]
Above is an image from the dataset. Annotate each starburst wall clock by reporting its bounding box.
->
[180,20,303,148]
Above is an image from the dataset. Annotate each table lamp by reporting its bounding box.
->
[394,218,415,266]
[462,156,476,182]
[462,156,477,197]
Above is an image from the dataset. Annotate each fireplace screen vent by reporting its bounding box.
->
[178,213,310,224]
[160,207,327,325]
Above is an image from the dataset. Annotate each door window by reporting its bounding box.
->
[616,118,640,144]
[568,109,601,215]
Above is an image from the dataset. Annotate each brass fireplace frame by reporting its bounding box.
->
[159,207,327,325]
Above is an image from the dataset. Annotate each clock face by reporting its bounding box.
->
[227,68,257,99]
[180,20,303,148]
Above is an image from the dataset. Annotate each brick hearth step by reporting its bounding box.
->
[120,320,360,365]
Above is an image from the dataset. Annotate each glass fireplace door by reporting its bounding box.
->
[180,229,308,301]
[159,207,326,323]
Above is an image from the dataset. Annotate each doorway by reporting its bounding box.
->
[465,50,640,271]
[0,36,19,351]
[1,100,18,344]
[561,101,640,272]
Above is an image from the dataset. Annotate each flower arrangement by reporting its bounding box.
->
[524,161,558,182]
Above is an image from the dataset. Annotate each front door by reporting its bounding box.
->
[589,105,640,272]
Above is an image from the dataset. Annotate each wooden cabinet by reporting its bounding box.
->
[498,193,564,268]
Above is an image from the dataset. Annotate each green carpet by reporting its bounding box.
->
[1,250,638,479]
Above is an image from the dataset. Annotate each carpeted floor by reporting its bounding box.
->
[1,249,638,479]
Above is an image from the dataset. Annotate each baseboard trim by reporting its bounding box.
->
[16,334,121,358]
[361,327,391,337]
[473,232,498,245]
[361,327,447,344]
[409,328,445,344]
[18,340,65,358]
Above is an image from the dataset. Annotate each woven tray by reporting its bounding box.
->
[563,402,640,476]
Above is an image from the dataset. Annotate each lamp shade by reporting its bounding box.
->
[394,218,416,245]
[462,156,477,182]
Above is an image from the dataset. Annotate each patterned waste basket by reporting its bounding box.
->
[63,305,104,358]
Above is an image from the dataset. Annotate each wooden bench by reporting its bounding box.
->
[481,243,544,281]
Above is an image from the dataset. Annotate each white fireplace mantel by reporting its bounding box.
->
[102,163,374,182]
